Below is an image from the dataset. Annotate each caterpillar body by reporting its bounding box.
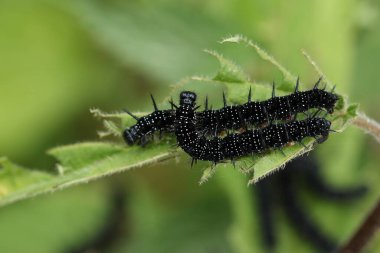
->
[122,78,337,146]
[175,91,332,163]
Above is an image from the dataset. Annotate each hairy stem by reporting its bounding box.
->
[337,112,380,253]
[352,113,380,143]
[338,199,380,253]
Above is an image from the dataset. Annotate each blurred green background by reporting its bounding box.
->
[0,0,380,252]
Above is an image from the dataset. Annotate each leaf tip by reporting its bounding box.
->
[89,107,103,118]
[220,34,245,44]
[199,167,216,185]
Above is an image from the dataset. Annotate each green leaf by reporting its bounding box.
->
[221,35,298,91]
[347,103,359,118]
[0,142,176,207]
[205,49,250,83]
[0,157,53,197]
[0,37,358,207]
[48,142,125,172]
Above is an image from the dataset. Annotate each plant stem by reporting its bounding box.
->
[338,199,380,253]
[352,113,380,143]
[337,113,380,253]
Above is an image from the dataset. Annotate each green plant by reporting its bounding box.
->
[0,35,372,206]
[1,35,380,253]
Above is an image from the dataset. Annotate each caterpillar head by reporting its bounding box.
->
[318,90,339,113]
[180,91,197,106]
[308,118,331,143]
[123,126,139,145]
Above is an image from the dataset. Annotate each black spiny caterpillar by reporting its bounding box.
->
[122,78,337,146]
[174,91,332,164]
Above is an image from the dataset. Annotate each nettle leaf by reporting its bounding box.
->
[0,157,53,198]
[0,142,176,206]
[0,38,359,206]
[205,49,250,83]
[221,34,298,91]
